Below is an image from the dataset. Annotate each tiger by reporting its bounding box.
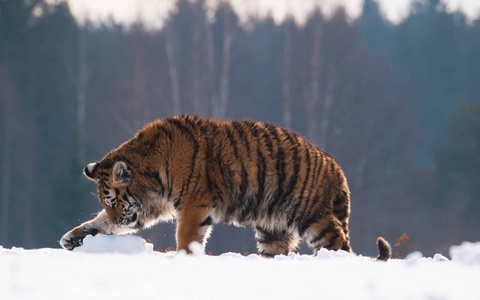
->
[60,115,391,260]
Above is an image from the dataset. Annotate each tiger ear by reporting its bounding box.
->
[84,163,98,180]
[113,161,132,185]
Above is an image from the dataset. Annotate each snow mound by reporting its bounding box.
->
[73,234,153,254]
[450,241,480,265]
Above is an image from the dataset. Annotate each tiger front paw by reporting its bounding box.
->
[60,232,85,250]
[60,225,99,250]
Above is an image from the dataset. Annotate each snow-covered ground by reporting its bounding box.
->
[1,235,480,300]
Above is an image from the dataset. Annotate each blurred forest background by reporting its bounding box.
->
[1,0,479,256]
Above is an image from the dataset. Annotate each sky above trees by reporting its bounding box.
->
[67,0,480,28]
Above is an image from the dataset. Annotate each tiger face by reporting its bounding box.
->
[84,161,141,228]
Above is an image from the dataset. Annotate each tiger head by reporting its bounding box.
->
[84,161,141,228]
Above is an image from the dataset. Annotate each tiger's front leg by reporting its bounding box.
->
[60,209,138,250]
[176,205,213,253]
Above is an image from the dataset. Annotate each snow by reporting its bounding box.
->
[73,234,154,254]
[1,235,480,300]
[450,241,480,266]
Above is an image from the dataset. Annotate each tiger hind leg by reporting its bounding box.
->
[303,216,349,254]
[255,227,300,257]
[332,189,352,252]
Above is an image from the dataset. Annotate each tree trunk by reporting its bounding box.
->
[319,70,336,149]
[282,21,292,129]
[130,24,150,128]
[206,19,216,117]
[307,13,322,145]
[218,6,232,119]
[77,27,87,163]
[1,122,11,244]
[0,66,12,244]
[192,12,202,115]
[165,23,181,116]
[355,117,376,189]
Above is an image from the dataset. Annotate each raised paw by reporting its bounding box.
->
[60,232,85,250]
[60,224,100,250]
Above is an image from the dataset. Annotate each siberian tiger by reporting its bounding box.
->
[60,115,391,260]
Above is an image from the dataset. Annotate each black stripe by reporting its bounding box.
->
[279,130,301,207]
[216,146,233,195]
[238,163,250,222]
[312,156,325,192]
[333,193,348,214]
[235,121,260,220]
[333,190,347,206]
[255,137,266,207]
[183,115,198,127]
[298,194,323,235]
[165,160,173,199]
[288,146,310,226]
[224,125,241,205]
[205,138,213,192]
[238,161,248,202]
[140,171,166,197]
[227,124,248,214]
[169,118,189,136]
[335,210,349,222]
[247,121,260,140]
[226,125,239,159]
[174,198,181,209]
[300,147,312,197]
[296,151,321,231]
[307,155,322,201]
[124,188,136,205]
[261,125,275,160]
[170,119,200,198]
[236,140,254,220]
[203,123,218,192]
[325,231,340,250]
[230,122,253,221]
[310,220,335,245]
[136,131,145,140]
[154,123,173,141]
[200,216,213,227]
[267,126,285,215]
[232,121,251,159]
[305,157,326,214]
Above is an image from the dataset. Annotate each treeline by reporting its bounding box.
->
[0,0,479,255]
